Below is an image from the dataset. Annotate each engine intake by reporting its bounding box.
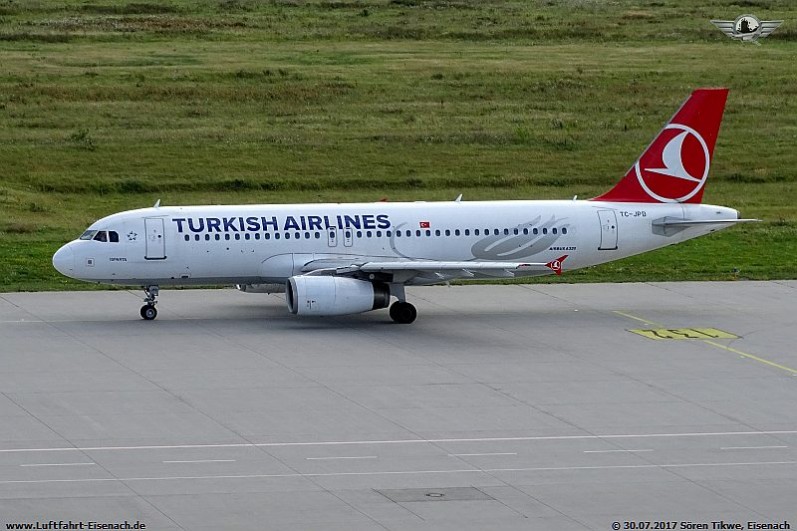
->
[286,276,390,316]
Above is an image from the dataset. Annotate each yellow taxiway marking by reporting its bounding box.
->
[630,328,738,341]
[614,311,797,376]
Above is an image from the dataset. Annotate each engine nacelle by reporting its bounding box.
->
[286,276,390,316]
[236,283,286,294]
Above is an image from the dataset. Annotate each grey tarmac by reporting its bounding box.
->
[0,281,796,530]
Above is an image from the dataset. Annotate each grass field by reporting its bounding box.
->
[1,0,795,291]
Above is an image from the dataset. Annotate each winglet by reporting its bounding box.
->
[546,255,568,275]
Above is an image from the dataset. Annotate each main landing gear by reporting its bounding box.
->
[140,285,159,321]
[389,301,417,324]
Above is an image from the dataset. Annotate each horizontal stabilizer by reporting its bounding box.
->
[652,217,758,236]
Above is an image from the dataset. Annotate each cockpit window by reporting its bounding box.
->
[109,231,119,243]
[93,231,108,242]
[79,230,97,240]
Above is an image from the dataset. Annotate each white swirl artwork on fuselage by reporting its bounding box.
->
[470,216,572,260]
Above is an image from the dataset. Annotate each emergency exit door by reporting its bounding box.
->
[145,217,166,259]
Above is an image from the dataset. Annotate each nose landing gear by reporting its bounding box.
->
[140,285,159,320]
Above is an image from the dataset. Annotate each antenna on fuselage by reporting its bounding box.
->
[154,199,161,208]
[455,194,463,202]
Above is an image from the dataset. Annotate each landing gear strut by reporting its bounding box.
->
[140,285,159,320]
[389,301,417,324]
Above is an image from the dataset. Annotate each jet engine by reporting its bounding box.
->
[236,283,286,294]
[286,276,390,316]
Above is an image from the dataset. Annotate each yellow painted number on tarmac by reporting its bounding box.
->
[630,328,738,341]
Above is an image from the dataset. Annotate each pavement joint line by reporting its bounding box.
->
[448,452,518,457]
[305,456,377,460]
[3,431,797,454]
[162,459,236,464]
[20,462,96,467]
[614,310,797,376]
[583,449,654,454]
[720,446,788,451]
[1,460,796,485]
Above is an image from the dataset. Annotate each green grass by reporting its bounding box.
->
[1,0,795,291]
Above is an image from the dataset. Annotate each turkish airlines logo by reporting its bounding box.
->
[635,124,710,203]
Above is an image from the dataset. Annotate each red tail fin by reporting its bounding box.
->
[592,88,728,204]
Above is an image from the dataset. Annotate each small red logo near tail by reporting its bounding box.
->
[592,88,728,204]
[546,255,568,275]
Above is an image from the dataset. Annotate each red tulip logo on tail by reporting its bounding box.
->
[636,124,709,203]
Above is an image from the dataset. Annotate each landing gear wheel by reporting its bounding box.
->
[389,301,417,324]
[140,304,157,321]
[140,285,160,320]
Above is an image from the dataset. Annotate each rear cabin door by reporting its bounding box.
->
[597,210,618,251]
[144,217,167,259]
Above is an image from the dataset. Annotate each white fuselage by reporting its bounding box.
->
[53,200,738,286]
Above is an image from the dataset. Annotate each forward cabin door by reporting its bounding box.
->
[144,217,167,259]
[597,210,618,251]
[327,227,338,247]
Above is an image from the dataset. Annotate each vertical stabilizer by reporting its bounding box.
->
[592,88,728,204]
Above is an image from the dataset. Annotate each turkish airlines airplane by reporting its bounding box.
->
[53,88,754,323]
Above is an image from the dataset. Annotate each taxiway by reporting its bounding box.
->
[0,281,795,530]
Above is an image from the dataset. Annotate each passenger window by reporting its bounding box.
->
[552,228,558,234]
[542,228,548,234]
[454,229,459,236]
[504,229,509,235]
[523,228,529,235]
[533,228,539,235]
[513,228,519,235]
[425,230,431,237]
[216,234,222,240]
[494,229,499,236]
[415,230,421,237]
[464,229,470,236]
[562,227,568,235]
[205,234,210,241]
[184,235,190,242]
[475,229,480,236]
[435,230,441,236]
[376,231,382,237]
[93,231,108,242]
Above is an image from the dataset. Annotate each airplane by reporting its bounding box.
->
[52,88,755,324]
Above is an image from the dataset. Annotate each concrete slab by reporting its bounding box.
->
[0,282,796,530]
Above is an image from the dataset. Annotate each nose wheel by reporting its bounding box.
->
[140,304,157,320]
[389,301,417,324]
[140,285,159,321]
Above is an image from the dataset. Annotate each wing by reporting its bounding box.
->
[301,256,569,281]
[710,20,736,38]
[759,20,783,38]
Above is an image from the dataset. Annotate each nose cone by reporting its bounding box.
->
[52,245,75,277]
